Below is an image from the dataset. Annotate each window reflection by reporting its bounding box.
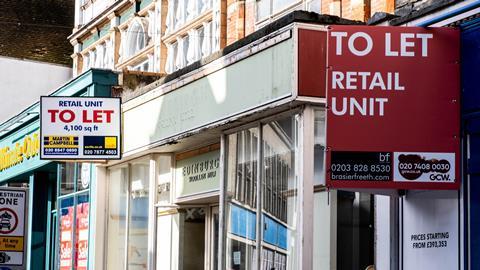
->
[106,165,128,270]
[60,163,75,195]
[227,128,259,270]
[128,160,150,270]
[226,114,300,270]
[261,116,298,270]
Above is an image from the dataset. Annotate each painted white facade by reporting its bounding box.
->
[0,56,72,123]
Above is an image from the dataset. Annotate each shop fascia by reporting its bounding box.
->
[0,132,39,172]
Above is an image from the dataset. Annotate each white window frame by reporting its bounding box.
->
[105,155,156,270]
[219,106,315,270]
[255,0,322,29]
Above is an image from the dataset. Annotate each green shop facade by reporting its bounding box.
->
[0,69,118,270]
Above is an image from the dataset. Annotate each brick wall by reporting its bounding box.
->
[245,0,255,36]
[372,0,394,14]
[326,0,394,21]
[0,0,74,65]
[344,0,371,22]
[226,0,246,46]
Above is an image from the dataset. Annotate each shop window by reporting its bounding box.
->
[226,114,300,270]
[106,165,128,270]
[77,163,91,192]
[57,162,92,270]
[226,127,259,270]
[60,163,92,194]
[128,160,150,270]
[60,163,75,195]
[106,158,150,270]
[261,116,299,270]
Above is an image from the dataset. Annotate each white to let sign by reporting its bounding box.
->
[40,97,121,160]
[0,187,27,268]
[402,190,459,269]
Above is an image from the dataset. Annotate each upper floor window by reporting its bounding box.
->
[79,0,117,26]
[256,0,321,22]
[82,37,114,72]
[125,19,148,59]
[117,16,155,72]
[164,0,216,74]
[256,0,299,21]
[165,0,213,34]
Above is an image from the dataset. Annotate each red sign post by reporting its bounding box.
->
[325,26,460,190]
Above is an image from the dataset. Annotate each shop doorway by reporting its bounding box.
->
[181,207,206,270]
[337,191,374,270]
[178,205,220,270]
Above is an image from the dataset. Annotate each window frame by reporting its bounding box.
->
[105,155,155,270]
[220,106,315,270]
[55,162,93,270]
[255,0,303,25]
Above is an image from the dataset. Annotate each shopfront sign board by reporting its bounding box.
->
[175,149,220,198]
[325,26,460,190]
[0,187,27,269]
[40,97,121,160]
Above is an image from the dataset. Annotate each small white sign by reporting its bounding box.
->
[40,97,121,160]
[393,152,455,183]
[402,190,459,269]
[0,188,27,267]
[233,251,241,265]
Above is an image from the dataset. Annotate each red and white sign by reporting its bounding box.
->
[60,207,73,270]
[325,26,460,190]
[40,96,121,160]
[75,203,89,270]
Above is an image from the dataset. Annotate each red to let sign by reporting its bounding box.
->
[325,26,460,190]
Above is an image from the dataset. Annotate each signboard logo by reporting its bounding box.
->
[394,152,454,183]
[40,97,121,160]
[325,26,460,190]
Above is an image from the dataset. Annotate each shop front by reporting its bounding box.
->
[99,12,461,270]
[0,69,118,270]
